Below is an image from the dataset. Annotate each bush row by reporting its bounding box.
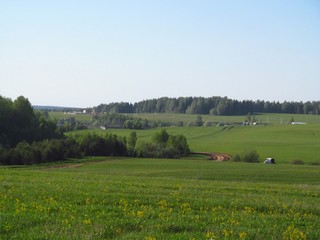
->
[135,129,190,158]
[232,150,260,163]
[0,133,127,165]
[0,130,191,165]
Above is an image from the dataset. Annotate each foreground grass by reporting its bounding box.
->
[0,158,319,239]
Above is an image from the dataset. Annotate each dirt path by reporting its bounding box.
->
[191,152,232,161]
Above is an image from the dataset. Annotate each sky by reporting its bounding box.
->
[0,0,319,107]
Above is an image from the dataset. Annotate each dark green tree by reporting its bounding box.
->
[242,150,260,163]
[195,115,203,126]
[167,135,190,156]
[127,132,137,156]
[152,129,169,145]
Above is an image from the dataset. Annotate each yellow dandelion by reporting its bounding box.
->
[145,236,156,240]
[239,231,248,239]
[137,210,144,217]
[83,219,91,225]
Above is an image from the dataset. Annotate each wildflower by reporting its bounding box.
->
[205,231,216,239]
[229,219,239,225]
[239,231,248,239]
[222,229,233,237]
[283,225,307,240]
[137,210,144,217]
[145,236,156,240]
[158,200,168,209]
[116,228,122,235]
[83,219,91,225]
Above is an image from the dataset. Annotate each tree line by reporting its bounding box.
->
[0,95,191,165]
[0,133,127,165]
[94,97,320,115]
[0,130,189,165]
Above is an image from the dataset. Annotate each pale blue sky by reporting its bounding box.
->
[1,0,319,107]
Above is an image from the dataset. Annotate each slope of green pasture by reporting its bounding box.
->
[184,124,320,164]
[46,157,320,185]
[64,111,320,164]
[77,123,320,164]
[0,158,319,239]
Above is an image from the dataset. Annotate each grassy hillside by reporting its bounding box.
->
[51,111,319,163]
[0,158,319,239]
[68,123,320,164]
[4,112,316,239]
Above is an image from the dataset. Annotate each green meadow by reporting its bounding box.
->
[129,113,320,125]
[69,123,320,164]
[2,112,318,239]
[55,112,320,164]
[0,158,319,239]
[49,112,92,122]
[49,112,320,125]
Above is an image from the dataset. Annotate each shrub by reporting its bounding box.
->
[204,121,212,127]
[309,161,320,166]
[242,150,260,163]
[231,153,241,162]
[231,150,260,163]
[177,121,184,127]
[152,129,169,144]
[10,141,35,165]
[291,159,304,165]
[0,144,10,164]
[167,135,190,157]
[135,130,190,159]
[187,122,195,127]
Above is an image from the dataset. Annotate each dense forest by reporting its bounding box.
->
[94,97,320,115]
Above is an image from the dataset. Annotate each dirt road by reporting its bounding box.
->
[191,152,231,161]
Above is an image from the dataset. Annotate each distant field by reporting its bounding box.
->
[0,158,319,239]
[51,111,320,163]
[49,112,92,122]
[68,123,320,164]
[129,112,320,125]
[49,112,320,125]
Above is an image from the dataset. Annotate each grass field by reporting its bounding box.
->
[52,111,320,164]
[128,113,320,125]
[0,158,319,239]
[49,112,320,125]
[49,112,92,122]
[68,123,320,164]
